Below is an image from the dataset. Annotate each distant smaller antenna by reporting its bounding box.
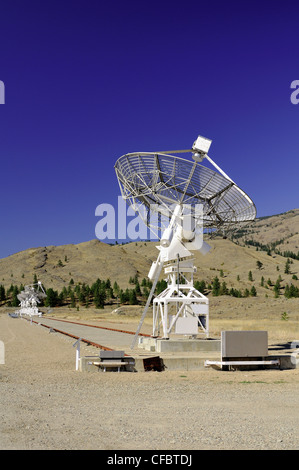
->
[17,282,46,318]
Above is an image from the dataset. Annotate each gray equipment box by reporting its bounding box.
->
[221,331,268,358]
[99,350,125,359]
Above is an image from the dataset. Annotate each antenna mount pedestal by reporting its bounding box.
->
[152,255,209,340]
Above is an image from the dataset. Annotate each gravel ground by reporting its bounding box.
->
[1,313,299,451]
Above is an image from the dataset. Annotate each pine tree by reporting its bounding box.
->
[135,281,141,296]
[94,288,106,308]
[220,281,228,295]
[244,289,250,297]
[289,284,299,298]
[79,292,86,305]
[194,280,206,293]
[212,276,220,296]
[70,292,76,308]
[12,285,19,307]
[113,281,120,296]
[119,289,125,304]
[0,285,6,302]
[250,286,257,297]
[273,283,280,298]
[156,280,167,295]
[129,289,138,305]
[256,261,263,270]
[45,288,59,307]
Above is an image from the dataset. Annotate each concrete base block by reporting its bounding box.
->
[78,354,220,372]
[78,352,297,372]
[162,356,210,371]
[138,337,221,353]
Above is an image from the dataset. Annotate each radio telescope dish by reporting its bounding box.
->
[17,281,46,318]
[115,149,256,239]
[115,135,256,349]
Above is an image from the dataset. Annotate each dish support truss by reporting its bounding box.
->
[131,203,211,348]
[152,256,209,339]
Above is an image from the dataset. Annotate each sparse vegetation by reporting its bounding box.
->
[281,311,289,321]
[0,210,298,312]
[256,261,263,270]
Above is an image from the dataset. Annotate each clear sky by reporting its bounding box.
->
[0,0,298,258]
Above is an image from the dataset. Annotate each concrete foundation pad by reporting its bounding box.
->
[79,351,222,372]
[138,336,221,353]
[79,351,297,372]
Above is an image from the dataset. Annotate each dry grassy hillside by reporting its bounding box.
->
[231,208,299,253]
[1,209,298,343]
[0,210,298,298]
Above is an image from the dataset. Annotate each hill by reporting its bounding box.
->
[230,208,299,255]
[0,209,298,301]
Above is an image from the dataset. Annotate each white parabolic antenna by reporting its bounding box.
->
[17,281,46,317]
[115,135,256,348]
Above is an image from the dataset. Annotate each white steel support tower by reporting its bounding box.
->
[147,203,210,340]
[152,256,209,339]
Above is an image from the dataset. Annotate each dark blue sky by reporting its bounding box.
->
[0,0,298,258]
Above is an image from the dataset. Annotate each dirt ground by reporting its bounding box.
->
[0,311,299,451]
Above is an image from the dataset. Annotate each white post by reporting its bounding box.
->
[153,302,158,337]
[73,338,82,371]
[161,302,168,339]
